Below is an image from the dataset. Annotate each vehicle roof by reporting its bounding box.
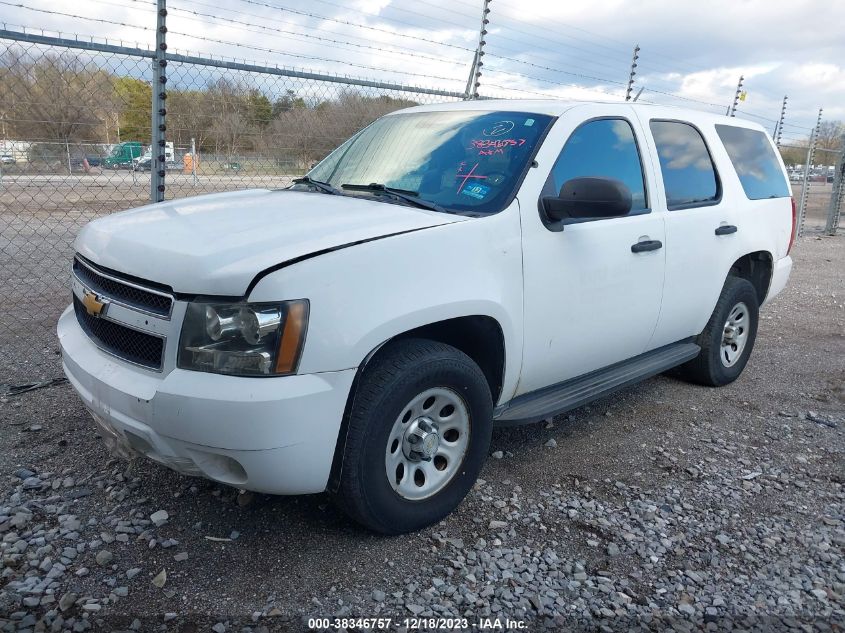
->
[392,99,768,133]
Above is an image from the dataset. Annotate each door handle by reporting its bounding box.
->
[631,240,663,253]
[715,225,738,236]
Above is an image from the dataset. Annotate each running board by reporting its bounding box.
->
[494,341,700,426]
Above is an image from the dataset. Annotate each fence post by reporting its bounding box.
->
[728,75,744,117]
[65,140,71,176]
[825,135,845,236]
[464,0,491,100]
[773,95,787,147]
[797,108,823,238]
[151,0,167,202]
[625,45,639,102]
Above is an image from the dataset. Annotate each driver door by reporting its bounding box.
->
[516,108,666,396]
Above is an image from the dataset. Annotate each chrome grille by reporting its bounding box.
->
[73,296,165,370]
[73,256,172,317]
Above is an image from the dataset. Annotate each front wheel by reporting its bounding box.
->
[334,339,492,534]
[675,276,760,387]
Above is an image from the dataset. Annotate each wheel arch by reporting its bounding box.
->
[326,314,506,493]
[728,250,773,306]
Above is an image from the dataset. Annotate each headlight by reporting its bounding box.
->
[178,299,309,376]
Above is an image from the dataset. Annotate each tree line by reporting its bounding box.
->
[2,49,841,169]
[0,50,416,167]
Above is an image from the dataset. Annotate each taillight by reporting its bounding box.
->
[787,196,797,255]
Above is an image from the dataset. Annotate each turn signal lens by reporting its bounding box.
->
[275,300,309,374]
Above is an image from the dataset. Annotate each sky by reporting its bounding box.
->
[1,0,843,144]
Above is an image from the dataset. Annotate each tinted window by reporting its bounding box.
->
[308,110,554,215]
[549,118,647,212]
[715,125,790,199]
[650,120,719,209]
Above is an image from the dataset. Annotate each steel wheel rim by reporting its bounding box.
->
[720,301,750,367]
[385,387,471,501]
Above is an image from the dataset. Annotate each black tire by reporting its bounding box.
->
[334,338,493,534]
[675,276,759,387]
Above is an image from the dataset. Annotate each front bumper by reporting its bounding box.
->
[58,306,356,494]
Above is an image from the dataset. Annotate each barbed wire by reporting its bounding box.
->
[234,0,476,53]
[165,3,469,67]
[0,0,835,131]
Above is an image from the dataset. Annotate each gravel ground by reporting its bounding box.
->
[1,234,843,632]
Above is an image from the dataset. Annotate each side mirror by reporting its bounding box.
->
[541,177,632,225]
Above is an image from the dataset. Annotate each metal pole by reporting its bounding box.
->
[463,49,479,100]
[773,95,787,147]
[824,134,845,236]
[464,0,491,100]
[625,44,640,102]
[66,140,71,176]
[728,75,744,117]
[797,108,823,237]
[151,0,167,202]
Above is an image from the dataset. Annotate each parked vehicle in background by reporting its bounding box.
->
[103,142,143,169]
[0,153,15,165]
[59,101,795,534]
[134,142,175,170]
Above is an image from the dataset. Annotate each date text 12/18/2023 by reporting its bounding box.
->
[307,616,528,630]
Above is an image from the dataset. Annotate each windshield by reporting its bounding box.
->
[307,110,554,215]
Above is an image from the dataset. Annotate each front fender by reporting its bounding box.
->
[248,205,525,404]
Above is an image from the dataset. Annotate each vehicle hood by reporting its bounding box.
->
[76,189,466,296]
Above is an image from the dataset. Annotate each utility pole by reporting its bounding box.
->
[464,0,491,100]
[625,45,640,102]
[772,95,787,147]
[728,75,744,117]
[797,107,823,237]
[151,0,168,202]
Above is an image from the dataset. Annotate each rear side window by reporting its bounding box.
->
[650,120,719,209]
[715,125,790,199]
[549,118,648,212]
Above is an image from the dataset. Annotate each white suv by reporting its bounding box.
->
[58,100,795,533]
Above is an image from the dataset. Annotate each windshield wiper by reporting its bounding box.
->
[341,182,446,213]
[291,176,343,195]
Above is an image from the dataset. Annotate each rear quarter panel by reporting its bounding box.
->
[705,120,793,268]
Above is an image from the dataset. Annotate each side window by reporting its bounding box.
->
[549,118,648,212]
[715,125,790,200]
[650,120,719,209]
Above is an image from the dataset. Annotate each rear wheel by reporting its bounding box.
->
[335,338,492,534]
[675,276,759,386]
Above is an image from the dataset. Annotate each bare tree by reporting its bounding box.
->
[816,120,845,152]
[1,50,110,142]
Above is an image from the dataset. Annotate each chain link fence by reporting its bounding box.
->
[1,29,843,383]
[785,146,845,237]
[0,32,461,382]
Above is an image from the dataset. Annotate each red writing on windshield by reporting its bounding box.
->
[470,138,526,149]
[456,162,487,193]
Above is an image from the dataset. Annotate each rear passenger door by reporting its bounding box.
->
[639,118,739,347]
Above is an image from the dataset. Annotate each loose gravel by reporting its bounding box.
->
[1,235,843,632]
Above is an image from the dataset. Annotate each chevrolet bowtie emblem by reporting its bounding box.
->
[81,290,108,317]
